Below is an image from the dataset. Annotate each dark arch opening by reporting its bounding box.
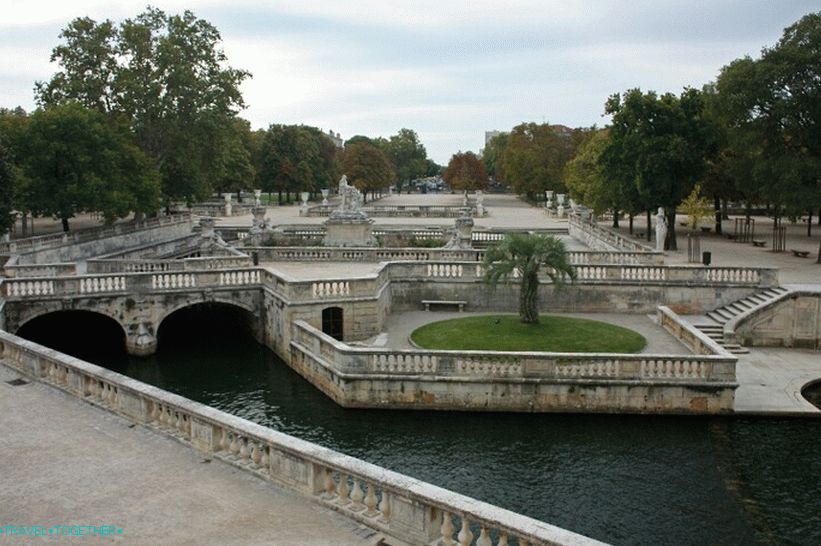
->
[16,311,126,362]
[322,307,344,340]
[157,303,257,355]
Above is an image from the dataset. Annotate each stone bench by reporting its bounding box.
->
[752,240,767,247]
[422,299,467,312]
[791,249,810,258]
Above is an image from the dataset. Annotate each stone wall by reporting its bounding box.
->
[288,321,737,415]
[734,292,821,349]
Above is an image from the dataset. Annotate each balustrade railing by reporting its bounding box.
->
[0,213,192,255]
[292,321,737,384]
[568,214,657,254]
[0,331,603,546]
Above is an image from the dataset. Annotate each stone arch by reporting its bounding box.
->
[155,299,262,349]
[15,309,128,359]
[14,306,127,339]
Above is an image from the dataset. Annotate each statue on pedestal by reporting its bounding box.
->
[655,207,667,251]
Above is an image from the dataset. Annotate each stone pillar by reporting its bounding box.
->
[300,192,310,216]
[321,188,329,206]
[253,189,262,206]
[222,193,232,216]
[556,193,566,218]
[126,322,157,356]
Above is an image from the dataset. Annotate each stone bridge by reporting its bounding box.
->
[1,270,264,356]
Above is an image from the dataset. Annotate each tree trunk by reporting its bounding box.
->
[612,209,619,228]
[646,211,652,242]
[21,212,28,237]
[807,209,812,237]
[519,270,540,324]
[277,190,283,205]
[665,210,677,250]
[61,217,70,232]
[722,198,729,220]
[628,214,634,234]
[714,195,722,235]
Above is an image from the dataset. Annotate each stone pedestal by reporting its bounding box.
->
[444,209,474,249]
[300,192,310,216]
[253,189,262,206]
[475,190,484,217]
[321,189,329,206]
[323,217,376,247]
[222,193,232,216]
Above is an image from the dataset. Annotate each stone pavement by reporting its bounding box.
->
[0,364,376,546]
[733,348,821,415]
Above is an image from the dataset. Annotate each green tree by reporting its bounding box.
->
[36,7,250,204]
[714,12,821,236]
[341,141,394,202]
[603,88,717,249]
[0,138,14,236]
[482,132,509,183]
[22,103,160,231]
[565,129,617,219]
[0,108,31,234]
[384,128,428,192]
[499,123,576,198]
[213,118,255,197]
[443,151,487,191]
[483,234,576,324]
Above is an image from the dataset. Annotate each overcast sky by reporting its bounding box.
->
[1,1,817,164]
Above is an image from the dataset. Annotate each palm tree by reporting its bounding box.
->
[482,233,576,324]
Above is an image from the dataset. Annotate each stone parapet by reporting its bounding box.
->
[0,331,605,546]
[289,320,738,414]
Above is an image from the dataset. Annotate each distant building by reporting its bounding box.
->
[324,130,344,148]
[485,131,502,146]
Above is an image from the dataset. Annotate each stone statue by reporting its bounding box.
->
[655,206,667,251]
[336,175,365,215]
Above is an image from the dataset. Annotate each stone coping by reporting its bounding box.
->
[0,330,606,546]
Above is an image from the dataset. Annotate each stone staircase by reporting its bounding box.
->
[693,286,790,354]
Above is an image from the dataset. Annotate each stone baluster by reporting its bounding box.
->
[364,483,378,517]
[457,515,473,546]
[322,468,337,500]
[260,445,270,469]
[251,443,261,466]
[496,533,509,546]
[378,491,391,523]
[229,432,239,455]
[476,527,492,546]
[336,474,351,506]
[239,437,250,462]
[440,512,456,546]
[350,478,365,512]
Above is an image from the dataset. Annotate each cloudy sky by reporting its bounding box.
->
[1,1,817,164]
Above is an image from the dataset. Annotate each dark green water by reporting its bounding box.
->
[20,310,821,545]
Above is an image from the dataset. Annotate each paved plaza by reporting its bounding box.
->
[0,365,377,546]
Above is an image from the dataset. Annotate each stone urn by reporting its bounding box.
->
[253,189,262,206]
[321,188,329,206]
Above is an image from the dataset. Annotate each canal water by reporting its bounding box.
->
[27,311,821,545]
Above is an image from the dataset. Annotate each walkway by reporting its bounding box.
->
[0,365,376,546]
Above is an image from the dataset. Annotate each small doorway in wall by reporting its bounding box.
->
[322,307,344,340]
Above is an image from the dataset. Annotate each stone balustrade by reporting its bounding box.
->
[568,214,658,253]
[657,306,730,356]
[86,256,254,274]
[0,213,192,255]
[292,321,736,383]
[0,331,603,546]
[303,204,484,218]
[1,260,777,303]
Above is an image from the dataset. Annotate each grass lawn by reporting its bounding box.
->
[410,314,647,353]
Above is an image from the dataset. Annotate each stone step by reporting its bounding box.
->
[723,344,750,354]
[728,303,749,314]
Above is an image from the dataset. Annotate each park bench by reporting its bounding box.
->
[421,299,467,312]
[752,240,766,247]
[791,249,810,258]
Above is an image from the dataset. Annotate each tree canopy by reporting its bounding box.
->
[36,7,250,204]
[21,102,160,231]
[443,151,487,191]
[259,124,339,201]
[0,138,14,235]
[602,88,717,249]
[483,234,575,324]
[341,141,394,199]
[713,11,821,223]
[384,128,428,188]
[498,123,577,197]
